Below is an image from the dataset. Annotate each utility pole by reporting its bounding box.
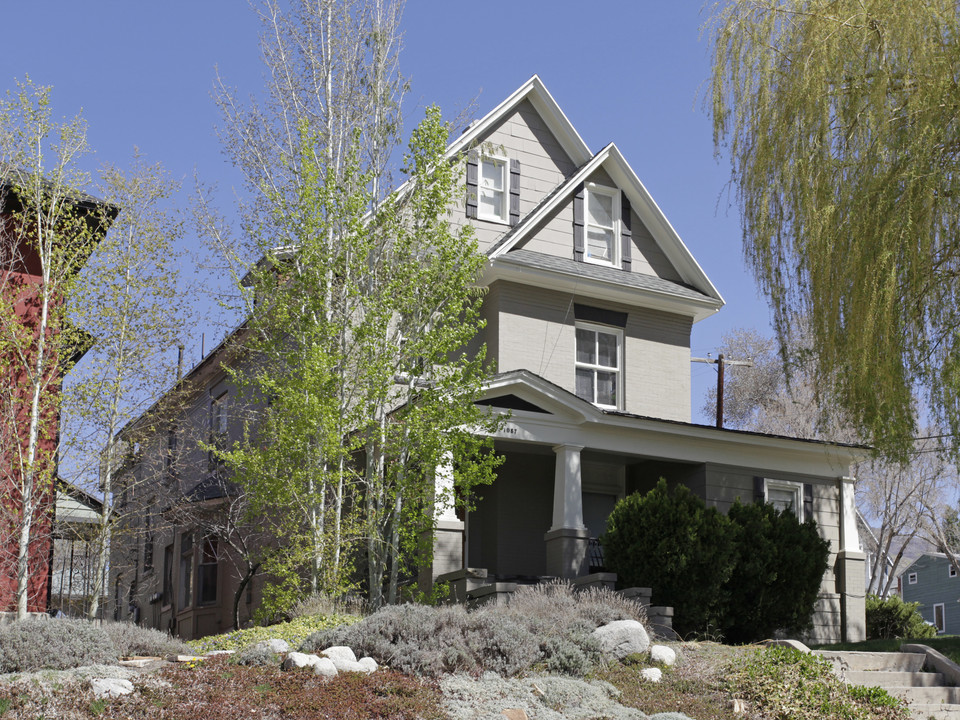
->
[691,353,753,429]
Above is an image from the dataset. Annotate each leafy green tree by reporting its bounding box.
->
[602,480,736,637]
[0,80,113,618]
[865,594,937,640]
[709,0,960,459]
[725,500,830,643]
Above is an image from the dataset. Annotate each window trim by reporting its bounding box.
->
[935,602,946,633]
[950,565,957,578]
[477,153,510,224]
[908,572,918,585]
[583,182,621,267]
[764,478,804,519]
[574,321,623,410]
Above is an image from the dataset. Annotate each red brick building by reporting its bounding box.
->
[0,176,116,614]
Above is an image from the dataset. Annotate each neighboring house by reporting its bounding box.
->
[109,76,867,643]
[0,176,115,615]
[50,480,106,617]
[899,553,960,635]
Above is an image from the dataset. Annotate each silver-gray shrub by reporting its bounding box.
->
[234,643,280,667]
[0,618,117,672]
[502,581,645,636]
[300,603,539,677]
[102,621,190,658]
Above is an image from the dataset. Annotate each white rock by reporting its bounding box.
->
[259,638,291,654]
[649,644,677,666]
[640,667,663,683]
[321,645,358,670]
[282,651,322,670]
[356,656,378,674]
[591,620,651,659]
[90,678,134,698]
[313,657,339,679]
[205,650,235,657]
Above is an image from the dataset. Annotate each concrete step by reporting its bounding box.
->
[888,686,960,706]
[843,670,945,687]
[816,650,927,673]
[909,703,960,720]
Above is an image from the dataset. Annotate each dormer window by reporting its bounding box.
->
[478,154,509,223]
[584,183,620,266]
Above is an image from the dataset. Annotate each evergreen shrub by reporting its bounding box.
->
[865,594,936,639]
[724,500,830,643]
[602,478,831,642]
[602,479,736,637]
[103,621,190,657]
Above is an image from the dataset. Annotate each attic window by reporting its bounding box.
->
[478,155,509,223]
[908,572,918,585]
[584,183,620,266]
[951,566,957,578]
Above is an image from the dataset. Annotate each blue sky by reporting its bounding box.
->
[1,1,773,424]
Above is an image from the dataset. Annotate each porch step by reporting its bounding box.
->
[816,650,926,673]
[816,649,960,719]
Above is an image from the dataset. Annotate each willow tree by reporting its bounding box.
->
[709,0,960,458]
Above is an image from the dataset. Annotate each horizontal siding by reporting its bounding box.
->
[463,99,577,254]
[901,555,960,634]
[490,281,692,420]
[705,464,842,593]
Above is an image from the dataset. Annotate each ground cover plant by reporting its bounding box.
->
[726,645,910,720]
[0,618,118,672]
[187,612,360,653]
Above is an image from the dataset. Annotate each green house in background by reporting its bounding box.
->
[900,553,960,635]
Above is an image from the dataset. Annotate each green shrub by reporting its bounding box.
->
[865,594,937,639]
[723,500,830,643]
[0,618,117,672]
[728,645,909,720]
[602,480,736,637]
[102,621,190,657]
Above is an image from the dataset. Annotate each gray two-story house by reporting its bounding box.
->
[110,76,866,643]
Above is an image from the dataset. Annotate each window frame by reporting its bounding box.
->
[935,602,946,633]
[583,182,621,267]
[477,153,510,224]
[764,478,804,519]
[950,565,957,578]
[197,537,219,607]
[574,321,623,410]
[908,572,918,585]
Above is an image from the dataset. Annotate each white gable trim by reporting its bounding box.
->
[487,143,724,308]
[447,75,592,168]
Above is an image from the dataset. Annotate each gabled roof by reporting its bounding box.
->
[485,142,723,315]
[447,75,592,168]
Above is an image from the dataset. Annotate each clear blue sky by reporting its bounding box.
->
[1,1,773,425]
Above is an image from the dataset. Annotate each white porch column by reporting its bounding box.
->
[550,444,586,531]
[836,475,866,642]
[418,452,465,595]
[545,444,589,578]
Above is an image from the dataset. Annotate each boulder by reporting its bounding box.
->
[649,644,677,666]
[257,638,290,654]
[640,667,663,683]
[90,678,134,698]
[590,620,650,659]
[282,652,322,671]
[320,645,357,669]
[356,656,378,674]
[313,657,339,680]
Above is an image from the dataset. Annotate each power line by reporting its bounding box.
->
[691,353,753,429]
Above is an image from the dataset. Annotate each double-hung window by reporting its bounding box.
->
[584,183,620,266]
[765,478,802,518]
[478,154,509,223]
[575,323,621,409]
